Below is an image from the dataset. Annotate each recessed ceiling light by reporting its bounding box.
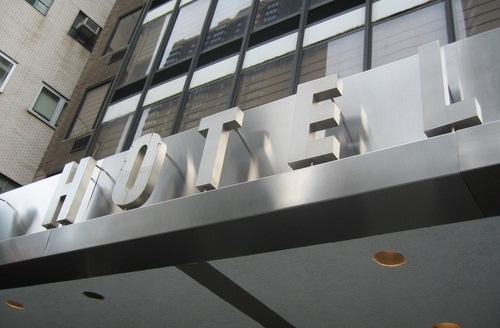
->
[373,250,406,267]
[433,322,461,328]
[83,291,105,300]
[5,300,25,310]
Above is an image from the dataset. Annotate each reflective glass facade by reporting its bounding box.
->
[53,0,500,162]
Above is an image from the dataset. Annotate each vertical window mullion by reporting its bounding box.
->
[363,0,372,71]
[290,0,310,94]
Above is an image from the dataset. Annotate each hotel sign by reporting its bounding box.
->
[0,38,492,239]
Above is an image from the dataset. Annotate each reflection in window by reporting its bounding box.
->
[253,0,302,30]
[121,14,170,86]
[203,0,253,51]
[137,96,179,138]
[237,53,294,110]
[92,115,133,159]
[452,0,500,39]
[159,0,211,68]
[104,9,142,55]
[300,30,364,84]
[371,3,447,68]
[68,82,111,139]
[180,76,233,131]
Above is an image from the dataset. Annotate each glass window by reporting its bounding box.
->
[203,0,252,49]
[29,85,67,127]
[371,2,448,68]
[159,0,211,68]
[237,52,295,110]
[92,114,133,159]
[452,0,500,39]
[121,14,171,86]
[25,0,53,15]
[202,0,253,51]
[300,30,364,84]
[253,0,302,30]
[68,82,111,139]
[180,76,233,131]
[137,95,180,138]
[0,52,16,93]
[104,9,142,55]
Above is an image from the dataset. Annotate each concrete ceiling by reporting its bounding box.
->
[1,216,499,328]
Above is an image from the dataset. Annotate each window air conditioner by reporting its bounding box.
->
[76,17,100,40]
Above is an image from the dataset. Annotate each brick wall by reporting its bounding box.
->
[0,0,115,185]
[35,0,148,180]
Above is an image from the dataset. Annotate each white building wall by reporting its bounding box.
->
[0,0,115,185]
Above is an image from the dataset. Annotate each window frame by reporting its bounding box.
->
[0,52,17,93]
[29,84,67,128]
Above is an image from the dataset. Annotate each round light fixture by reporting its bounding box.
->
[83,291,105,301]
[5,300,25,310]
[433,323,461,328]
[373,250,406,267]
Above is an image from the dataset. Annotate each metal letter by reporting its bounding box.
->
[112,133,166,209]
[42,157,96,228]
[418,41,482,137]
[288,74,343,169]
[196,107,244,191]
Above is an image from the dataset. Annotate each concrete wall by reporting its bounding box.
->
[0,0,115,185]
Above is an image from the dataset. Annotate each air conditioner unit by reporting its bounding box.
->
[76,17,100,40]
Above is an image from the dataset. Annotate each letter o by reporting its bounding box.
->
[112,133,166,209]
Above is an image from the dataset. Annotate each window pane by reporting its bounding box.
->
[137,95,179,138]
[33,87,59,121]
[121,15,170,85]
[371,3,447,68]
[202,0,253,51]
[159,0,211,68]
[453,0,500,39]
[300,30,364,84]
[69,82,111,138]
[105,10,142,54]
[253,0,302,30]
[180,76,233,131]
[237,53,294,110]
[93,115,133,159]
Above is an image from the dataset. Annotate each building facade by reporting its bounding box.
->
[0,0,115,190]
[1,0,500,327]
[35,0,500,177]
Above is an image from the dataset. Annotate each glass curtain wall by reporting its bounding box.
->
[158,0,211,68]
[89,0,500,159]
